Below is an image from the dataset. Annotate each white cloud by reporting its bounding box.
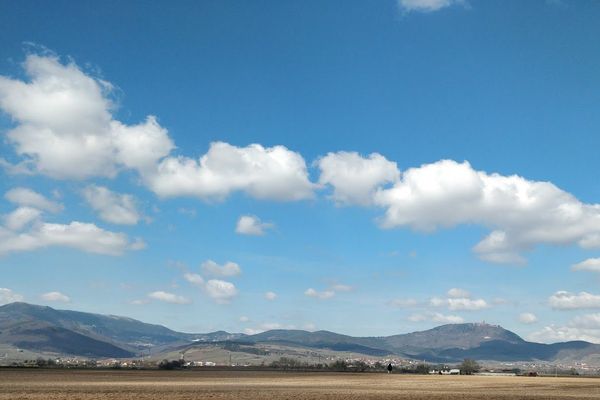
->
[145,142,315,201]
[529,314,600,344]
[148,291,190,304]
[528,326,589,343]
[572,258,600,273]
[304,288,335,300]
[317,151,399,205]
[5,187,62,213]
[447,297,488,311]
[428,289,488,311]
[447,288,470,298]
[183,271,238,304]
[0,288,24,305]
[519,312,538,324]
[0,54,174,179]
[303,283,353,301]
[40,291,70,303]
[82,185,141,225]
[264,291,277,301]
[373,160,600,264]
[431,313,465,324]
[7,53,598,267]
[204,280,238,304]
[409,312,464,324]
[390,291,488,311]
[571,314,600,329]
[0,55,314,203]
[303,322,317,331]
[1,188,142,257]
[549,291,600,310]
[260,322,283,330]
[398,0,464,12]
[3,207,42,231]
[260,322,286,330]
[429,296,445,307]
[239,316,250,322]
[235,215,274,236]
[0,220,142,256]
[201,260,241,278]
[183,273,204,287]
[244,322,297,335]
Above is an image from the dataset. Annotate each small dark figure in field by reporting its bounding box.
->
[387,363,393,374]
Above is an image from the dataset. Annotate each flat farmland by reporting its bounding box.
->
[1,369,600,400]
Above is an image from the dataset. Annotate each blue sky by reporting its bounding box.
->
[1,0,600,342]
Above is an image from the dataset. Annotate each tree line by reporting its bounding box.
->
[158,357,483,374]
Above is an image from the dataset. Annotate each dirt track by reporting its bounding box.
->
[1,369,600,399]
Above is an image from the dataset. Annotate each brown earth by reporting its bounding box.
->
[1,369,600,399]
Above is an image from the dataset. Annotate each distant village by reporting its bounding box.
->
[2,354,597,377]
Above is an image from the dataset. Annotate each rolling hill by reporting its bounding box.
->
[1,302,599,364]
[0,302,242,357]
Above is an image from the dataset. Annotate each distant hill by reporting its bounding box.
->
[248,329,379,347]
[246,329,390,356]
[424,339,600,364]
[245,323,600,365]
[0,302,242,358]
[381,322,525,354]
[1,302,600,364]
[244,323,527,359]
[238,324,600,364]
[2,320,133,358]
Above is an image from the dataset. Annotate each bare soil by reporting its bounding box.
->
[1,369,600,399]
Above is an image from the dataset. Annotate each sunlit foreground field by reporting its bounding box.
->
[2,369,600,400]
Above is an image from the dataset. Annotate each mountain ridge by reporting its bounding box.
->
[1,302,598,363]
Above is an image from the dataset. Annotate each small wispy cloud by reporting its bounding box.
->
[235,215,274,236]
[0,288,24,305]
[304,288,335,300]
[572,258,600,273]
[398,0,465,13]
[148,291,191,304]
[82,185,142,225]
[519,312,538,324]
[304,281,354,300]
[201,260,241,277]
[40,291,70,303]
[549,291,600,310]
[409,312,464,324]
[183,272,238,304]
[264,291,277,301]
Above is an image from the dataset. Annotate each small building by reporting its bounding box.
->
[429,368,460,375]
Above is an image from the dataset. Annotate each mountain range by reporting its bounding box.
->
[2,302,600,364]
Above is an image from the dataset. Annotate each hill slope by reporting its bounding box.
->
[382,323,525,354]
[0,302,242,357]
[2,302,600,363]
[245,323,527,358]
[244,324,600,363]
[1,320,133,358]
